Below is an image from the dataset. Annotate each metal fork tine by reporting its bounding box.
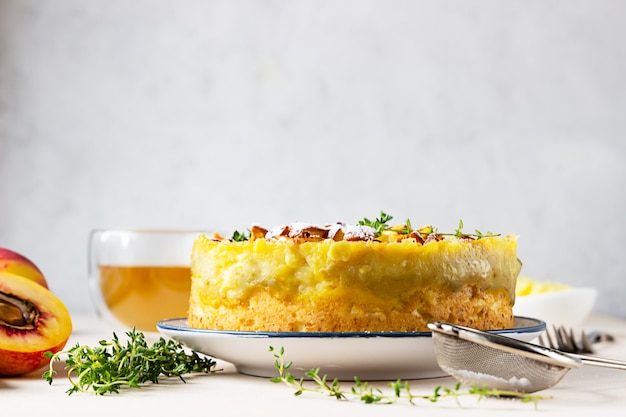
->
[540,328,555,349]
[539,325,608,354]
[565,327,580,352]
[549,327,558,349]
[551,326,561,349]
[554,325,573,352]
[538,334,546,348]
[580,330,595,354]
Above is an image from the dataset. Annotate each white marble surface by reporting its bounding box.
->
[1,0,625,318]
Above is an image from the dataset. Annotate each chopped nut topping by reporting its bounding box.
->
[250,225,268,240]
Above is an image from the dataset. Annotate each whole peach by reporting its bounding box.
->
[0,248,48,289]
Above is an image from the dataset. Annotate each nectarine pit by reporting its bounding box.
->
[0,290,38,330]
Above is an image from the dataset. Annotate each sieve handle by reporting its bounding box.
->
[574,353,626,370]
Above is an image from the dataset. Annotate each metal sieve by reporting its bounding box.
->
[427,320,626,393]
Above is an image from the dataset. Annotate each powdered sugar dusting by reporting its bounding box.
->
[287,222,318,238]
[342,224,376,241]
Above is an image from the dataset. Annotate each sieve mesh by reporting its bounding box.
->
[432,331,571,393]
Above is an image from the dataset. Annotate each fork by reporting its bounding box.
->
[538,325,614,354]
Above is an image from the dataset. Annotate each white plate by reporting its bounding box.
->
[157,316,545,381]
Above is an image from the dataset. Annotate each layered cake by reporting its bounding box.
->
[188,215,521,332]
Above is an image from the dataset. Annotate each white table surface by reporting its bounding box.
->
[4,313,626,416]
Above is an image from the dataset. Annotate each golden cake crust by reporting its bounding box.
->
[189,284,513,332]
[188,226,520,332]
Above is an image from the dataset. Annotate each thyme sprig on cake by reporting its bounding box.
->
[357,211,394,236]
[269,347,550,408]
[359,211,499,240]
[43,328,218,395]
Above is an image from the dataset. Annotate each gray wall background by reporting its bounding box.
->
[1,0,625,319]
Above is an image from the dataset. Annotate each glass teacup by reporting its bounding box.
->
[88,229,205,333]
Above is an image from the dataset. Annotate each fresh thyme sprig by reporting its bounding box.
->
[360,212,499,240]
[358,211,394,236]
[269,346,550,408]
[43,328,218,395]
[451,219,498,239]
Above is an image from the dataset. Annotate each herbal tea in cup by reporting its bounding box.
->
[88,229,204,332]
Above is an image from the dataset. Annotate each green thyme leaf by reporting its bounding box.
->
[270,346,550,408]
[455,219,465,237]
[232,230,250,241]
[43,328,218,395]
[358,211,394,236]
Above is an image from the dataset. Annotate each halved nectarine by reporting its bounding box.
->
[0,272,72,376]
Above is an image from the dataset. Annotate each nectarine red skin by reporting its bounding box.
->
[0,340,68,376]
[0,248,49,289]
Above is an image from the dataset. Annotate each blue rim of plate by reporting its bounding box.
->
[157,316,545,338]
